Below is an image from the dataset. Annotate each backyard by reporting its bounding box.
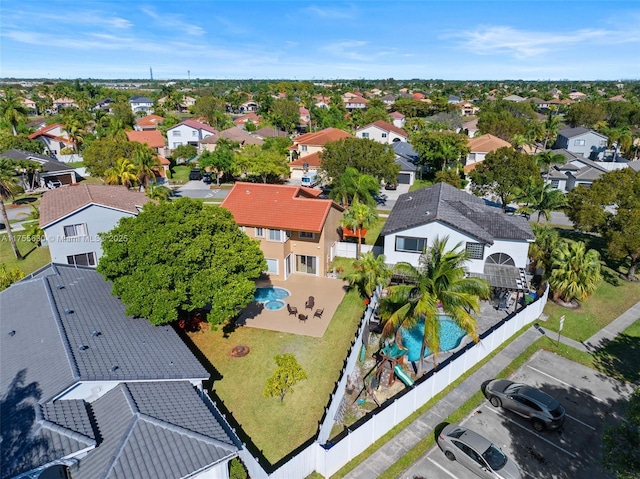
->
[186,287,366,463]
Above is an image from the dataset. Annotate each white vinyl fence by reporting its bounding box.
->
[330,241,381,261]
[235,285,549,478]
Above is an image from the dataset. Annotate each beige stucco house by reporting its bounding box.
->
[221,182,344,280]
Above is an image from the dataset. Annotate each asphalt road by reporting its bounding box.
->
[173,180,230,200]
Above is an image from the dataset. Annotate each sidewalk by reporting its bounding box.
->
[343,301,640,479]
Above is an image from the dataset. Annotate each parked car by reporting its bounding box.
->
[189,168,202,181]
[437,424,522,479]
[505,206,531,220]
[384,182,397,190]
[374,193,387,205]
[483,379,565,431]
[202,172,212,184]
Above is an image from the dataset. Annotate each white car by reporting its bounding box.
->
[437,424,522,479]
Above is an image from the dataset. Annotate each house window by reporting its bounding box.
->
[382,133,387,138]
[574,139,585,146]
[362,132,370,138]
[301,145,308,152]
[192,130,198,137]
[395,236,427,253]
[67,252,96,267]
[299,231,315,239]
[465,242,485,260]
[599,140,607,147]
[63,223,87,238]
[255,227,264,237]
[268,229,282,242]
[172,130,181,137]
[265,258,278,274]
[551,179,560,189]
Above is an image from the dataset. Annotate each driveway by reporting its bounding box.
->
[174,181,230,200]
[377,183,410,211]
[401,350,632,479]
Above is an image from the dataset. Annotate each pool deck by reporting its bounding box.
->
[235,275,348,338]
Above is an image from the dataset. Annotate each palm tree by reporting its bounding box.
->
[131,144,159,188]
[0,90,29,136]
[542,114,562,150]
[0,159,23,259]
[145,182,171,201]
[329,167,379,207]
[528,224,560,274]
[344,251,391,299]
[532,183,567,222]
[380,237,491,374]
[549,240,601,303]
[341,200,378,259]
[535,151,566,182]
[63,117,84,154]
[104,158,138,187]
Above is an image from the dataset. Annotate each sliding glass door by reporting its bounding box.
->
[295,255,317,275]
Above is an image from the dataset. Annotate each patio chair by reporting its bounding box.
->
[298,313,308,323]
[313,308,324,319]
[305,296,315,310]
[287,304,298,316]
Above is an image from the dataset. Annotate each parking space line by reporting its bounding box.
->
[428,458,460,479]
[566,414,596,431]
[526,365,607,404]
[484,405,577,458]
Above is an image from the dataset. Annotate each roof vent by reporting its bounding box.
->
[64,308,74,315]
[56,284,64,290]
[245,189,250,194]
[78,344,89,351]
[92,330,101,337]
[8,330,16,337]
[111,365,119,372]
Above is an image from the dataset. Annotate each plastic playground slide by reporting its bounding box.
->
[393,364,414,387]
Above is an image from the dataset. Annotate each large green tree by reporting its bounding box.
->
[267,99,299,132]
[104,157,138,187]
[567,168,640,281]
[0,90,29,136]
[380,237,491,374]
[198,141,236,185]
[344,251,391,299]
[603,387,640,479]
[469,147,540,211]
[410,130,470,172]
[193,95,228,128]
[565,100,607,129]
[97,198,266,326]
[82,138,135,177]
[320,137,399,183]
[233,144,289,183]
[263,353,308,403]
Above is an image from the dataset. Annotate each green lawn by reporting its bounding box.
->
[168,165,192,184]
[592,319,640,383]
[409,180,432,192]
[0,234,50,275]
[187,289,365,463]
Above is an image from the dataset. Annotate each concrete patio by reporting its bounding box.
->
[235,275,349,338]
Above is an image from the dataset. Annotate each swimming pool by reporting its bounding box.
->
[400,316,467,362]
[254,287,290,311]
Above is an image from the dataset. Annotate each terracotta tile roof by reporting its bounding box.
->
[412,92,425,100]
[289,151,321,168]
[28,123,65,139]
[390,111,405,119]
[345,96,369,104]
[158,155,170,165]
[360,120,408,138]
[293,128,352,147]
[234,113,261,125]
[40,184,151,227]
[221,182,342,233]
[467,134,512,153]
[136,114,165,128]
[125,130,165,148]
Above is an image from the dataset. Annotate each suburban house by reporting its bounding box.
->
[238,100,259,112]
[461,118,480,138]
[391,142,420,186]
[288,151,322,180]
[129,95,154,114]
[299,106,310,127]
[0,148,79,188]
[234,112,261,128]
[380,183,534,289]
[390,111,406,129]
[289,127,352,160]
[0,264,239,479]
[568,91,587,101]
[39,184,151,267]
[52,97,79,112]
[355,120,408,144]
[343,96,369,112]
[94,97,114,112]
[21,98,37,112]
[503,94,526,102]
[200,127,264,152]
[253,126,289,139]
[125,129,167,157]
[463,134,512,173]
[553,127,609,161]
[166,119,218,151]
[457,101,480,116]
[135,114,165,131]
[28,123,76,157]
[546,149,611,192]
[221,183,344,280]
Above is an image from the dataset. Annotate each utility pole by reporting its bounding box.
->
[150,67,153,81]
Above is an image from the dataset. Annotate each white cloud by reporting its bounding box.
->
[301,5,356,19]
[140,6,205,36]
[320,40,371,62]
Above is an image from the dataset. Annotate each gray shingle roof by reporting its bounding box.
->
[0,148,76,174]
[42,400,96,440]
[380,183,534,244]
[392,142,420,171]
[70,383,237,479]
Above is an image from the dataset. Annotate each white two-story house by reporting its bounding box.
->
[40,184,150,267]
[166,119,218,151]
[355,120,408,144]
[129,95,154,114]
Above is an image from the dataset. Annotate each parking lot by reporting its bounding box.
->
[402,350,634,479]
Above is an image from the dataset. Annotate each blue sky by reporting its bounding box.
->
[1,1,638,80]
